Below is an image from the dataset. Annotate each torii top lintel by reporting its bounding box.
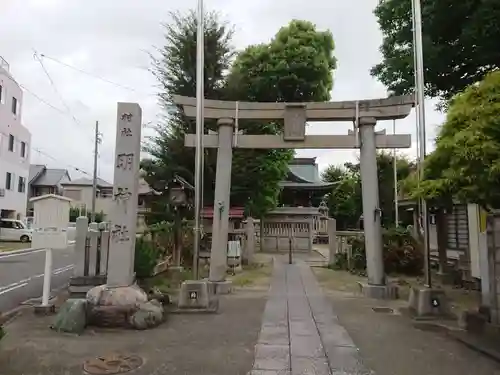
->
[172,94,415,122]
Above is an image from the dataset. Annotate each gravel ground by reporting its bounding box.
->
[313,268,500,375]
[0,288,267,375]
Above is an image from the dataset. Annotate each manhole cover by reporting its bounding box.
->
[83,354,144,374]
[372,307,394,314]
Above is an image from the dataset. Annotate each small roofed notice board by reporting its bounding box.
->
[30,194,72,249]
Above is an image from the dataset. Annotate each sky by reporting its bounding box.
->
[0,0,445,182]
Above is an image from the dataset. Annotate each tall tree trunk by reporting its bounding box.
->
[436,208,449,279]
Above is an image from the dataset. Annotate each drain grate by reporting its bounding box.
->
[372,307,394,314]
[83,354,144,374]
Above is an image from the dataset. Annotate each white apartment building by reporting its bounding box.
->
[0,57,31,219]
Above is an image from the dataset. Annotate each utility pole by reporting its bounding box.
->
[412,0,432,288]
[393,119,399,227]
[91,120,101,222]
[193,0,205,279]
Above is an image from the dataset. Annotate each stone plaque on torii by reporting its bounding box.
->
[174,94,414,298]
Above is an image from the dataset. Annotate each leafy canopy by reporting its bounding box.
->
[142,14,337,220]
[372,0,500,103]
[228,20,336,217]
[323,152,413,229]
[412,71,500,209]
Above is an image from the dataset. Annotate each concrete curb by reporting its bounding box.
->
[0,284,69,325]
[0,305,29,325]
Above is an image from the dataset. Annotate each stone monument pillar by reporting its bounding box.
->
[209,118,234,284]
[359,117,385,286]
[107,103,142,287]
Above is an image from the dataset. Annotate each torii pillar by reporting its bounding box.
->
[209,118,234,288]
[359,117,384,286]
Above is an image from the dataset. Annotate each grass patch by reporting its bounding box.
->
[140,268,194,294]
[312,266,365,294]
[230,262,272,288]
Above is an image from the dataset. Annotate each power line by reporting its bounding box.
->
[0,127,93,176]
[33,50,83,127]
[39,52,153,95]
[32,147,93,177]
[19,84,67,116]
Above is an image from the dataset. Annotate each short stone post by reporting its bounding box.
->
[328,218,337,264]
[107,103,142,287]
[73,216,89,277]
[88,222,99,277]
[209,118,234,288]
[244,217,255,265]
[99,222,110,276]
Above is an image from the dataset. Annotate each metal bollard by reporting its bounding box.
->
[41,247,53,306]
[288,237,292,264]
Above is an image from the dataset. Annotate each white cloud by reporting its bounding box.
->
[0,0,444,182]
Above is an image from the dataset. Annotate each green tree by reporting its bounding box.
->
[412,71,500,209]
[321,165,346,184]
[227,20,337,217]
[324,153,413,229]
[143,15,337,220]
[141,10,235,222]
[371,0,500,103]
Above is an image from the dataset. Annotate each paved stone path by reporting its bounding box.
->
[250,259,370,375]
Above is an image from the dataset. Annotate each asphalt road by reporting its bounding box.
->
[0,247,74,313]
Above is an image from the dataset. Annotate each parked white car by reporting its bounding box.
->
[0,219,33,243]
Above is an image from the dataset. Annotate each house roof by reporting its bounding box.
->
[29,165,70,186]
[281,158,335,190]
[28,164,45,184]
[29,194,72,203]
[62,177,112,188]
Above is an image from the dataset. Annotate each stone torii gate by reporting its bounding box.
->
[174,94,414,298]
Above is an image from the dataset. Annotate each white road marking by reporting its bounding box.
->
[0,282,28,296]
[0,248,46,259]
[0,264,74,295]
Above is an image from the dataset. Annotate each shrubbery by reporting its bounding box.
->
[133,221,194,279]
[331,227,423,275]
[134,237,160,279]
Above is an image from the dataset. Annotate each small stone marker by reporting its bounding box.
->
[177,280,219,313]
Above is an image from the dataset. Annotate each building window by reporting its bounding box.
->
[8,134,14,151]
[5,172,12,190]
[20,141,26,157]
[11,96,17,115]
[18,176,26,193]
[0,85,3,104]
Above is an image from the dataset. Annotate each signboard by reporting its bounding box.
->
[32,227,68,249]
[227,240,241,258]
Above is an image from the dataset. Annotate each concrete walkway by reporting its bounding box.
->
[250,259,370,375]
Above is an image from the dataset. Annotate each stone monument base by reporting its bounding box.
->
[408,287,450,317]
[86,284,165,329]
[176,280,219,313]
[211,280,233,295]
[358,282,399,300]
[34,304,56,316]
